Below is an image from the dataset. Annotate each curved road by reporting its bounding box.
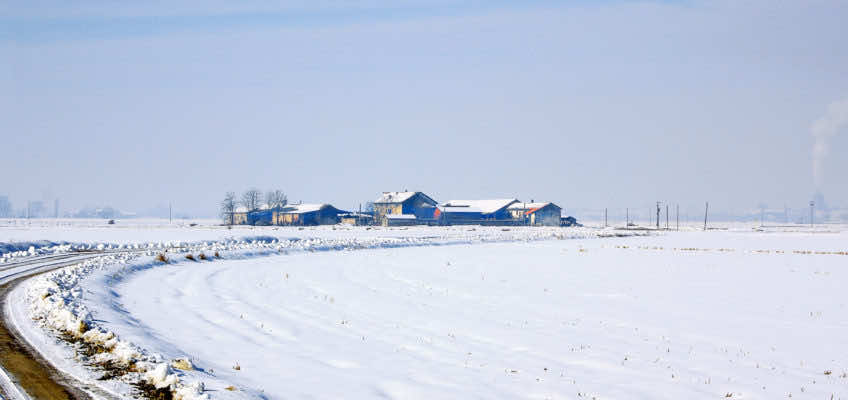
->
[0,251,134,400]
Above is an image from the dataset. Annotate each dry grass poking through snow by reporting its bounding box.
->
[132,380,174,400]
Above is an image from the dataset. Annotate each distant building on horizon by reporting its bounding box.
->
[439,199,519,224]
[507,202,563,226]
[373,191,438,226]
[231,203,346,226]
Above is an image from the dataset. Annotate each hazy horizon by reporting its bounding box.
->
[4,1,848,219]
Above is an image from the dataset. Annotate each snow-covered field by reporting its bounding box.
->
[3,222,848,399]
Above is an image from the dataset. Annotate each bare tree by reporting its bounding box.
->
[0,196,11,218]
[241,188,262,212]
[220,192,236,225]
[364,201,375,213]
[265,190,288,210]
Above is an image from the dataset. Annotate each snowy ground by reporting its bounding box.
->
[4,225,624,399]
[4,223,848,399]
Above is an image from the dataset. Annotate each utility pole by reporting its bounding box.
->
[604,208,608,227]
[810,201,815,229]
[169,202,172,224]
[656,202,661,230]
[703,201,709,231]
[626,208,629,227]
[665,204,669,230]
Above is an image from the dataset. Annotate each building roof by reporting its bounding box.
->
[441,199,519,214]
[385,214,417,220]
[375,191,416,204]
[339,212,373,218]
[507,202,558,210]
[440,206,484,214]
[233,204,272,213]
[279,203,341,214]
[508,202,561,215]
[374,191,437,205]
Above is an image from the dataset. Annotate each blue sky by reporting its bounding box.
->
[2,0,847,218]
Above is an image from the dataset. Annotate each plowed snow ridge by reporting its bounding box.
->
[11,227,631,399]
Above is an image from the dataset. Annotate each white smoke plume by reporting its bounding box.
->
[811,98,848,188]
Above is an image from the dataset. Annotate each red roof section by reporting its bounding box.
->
[525,207,542,215]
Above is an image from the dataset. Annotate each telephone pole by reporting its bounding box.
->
[656,202,661,230]
[676,204,679,231]
[665,204,669,230]
[169,202,172,224]
[703,202,709,231]
[626,208,629,227]
[604,208,608,227]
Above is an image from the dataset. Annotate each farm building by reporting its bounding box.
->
[373,191,438,226]
[231,207,249,225]
[507,202,563,226]
[439,199,519,225]
[339,212,374,226]
[273,203,346,226]
[561,216,581,227]
[228,203,345,226]
[231,205,274,225]
[384,214,420,226]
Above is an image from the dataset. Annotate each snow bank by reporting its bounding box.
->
[21,227,647,399]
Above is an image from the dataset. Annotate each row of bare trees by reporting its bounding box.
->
[220,189,287,225]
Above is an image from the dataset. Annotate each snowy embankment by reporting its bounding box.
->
[8,226,630,399]
[85,230,848,399]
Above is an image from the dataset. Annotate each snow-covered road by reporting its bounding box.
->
[0,251,117,400]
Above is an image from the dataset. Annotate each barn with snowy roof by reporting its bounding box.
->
[273,203,346,226]
[232,204,275,225]
[373,191,438,226]
[507,202,563,226]
[229,203,345,226]
[439,199,520,224]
